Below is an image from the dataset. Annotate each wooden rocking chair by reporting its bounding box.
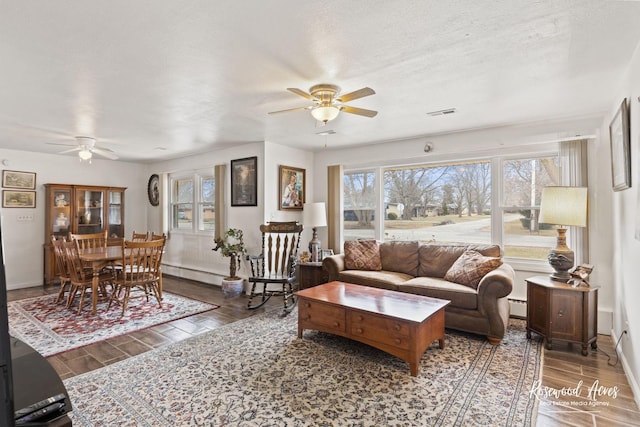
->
[246,221,303,312]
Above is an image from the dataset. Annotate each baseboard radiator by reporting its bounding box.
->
[509,298,527,319]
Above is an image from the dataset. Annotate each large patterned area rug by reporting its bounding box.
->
[64,308,542,426]
[8,292,219,357]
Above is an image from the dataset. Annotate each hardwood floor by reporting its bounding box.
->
[7,276,640,426]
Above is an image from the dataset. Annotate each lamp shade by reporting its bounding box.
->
[538,186,587,227]
[78,149,93,161]
[311,105,339,123]
[303,202,327,228]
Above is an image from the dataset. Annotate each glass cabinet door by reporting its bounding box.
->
[76,189,105,234]
[108,189,124,238]
[51,189,72,238]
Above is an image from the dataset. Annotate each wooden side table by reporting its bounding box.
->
[298,261,329,289]
[525,275,598,356]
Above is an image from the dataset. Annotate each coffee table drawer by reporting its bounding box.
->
[350,312,411,349]
[299,300,346,333]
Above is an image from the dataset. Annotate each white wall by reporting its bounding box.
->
[604,40,640,405]
[149,141,316,286]
[0,148,148,289]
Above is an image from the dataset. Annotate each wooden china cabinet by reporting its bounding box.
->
[43,183,126,285]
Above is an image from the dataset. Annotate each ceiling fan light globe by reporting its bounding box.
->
[311,105,340,123]
[78,149,92,161]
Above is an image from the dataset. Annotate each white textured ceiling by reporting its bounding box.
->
[1,0,640,162]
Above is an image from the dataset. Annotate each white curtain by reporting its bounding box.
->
[560,139,589,264]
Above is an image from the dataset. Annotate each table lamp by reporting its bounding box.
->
[538,186,588,282]
[303,202,327,262]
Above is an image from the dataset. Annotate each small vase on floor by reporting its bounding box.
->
[221,277,244,299]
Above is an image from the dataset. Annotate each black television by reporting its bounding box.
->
[0,220,16,427]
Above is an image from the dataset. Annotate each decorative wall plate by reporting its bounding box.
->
[147,174,159,206]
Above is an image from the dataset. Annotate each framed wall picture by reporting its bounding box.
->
[231,156,258,206]
[279,165,305,210]
[2,170,36,190]
[609,98,631,192]
[2,190,36,208]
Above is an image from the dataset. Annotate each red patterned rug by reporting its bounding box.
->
[8,292,219,357]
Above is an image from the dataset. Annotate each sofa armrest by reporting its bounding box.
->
[476,263,514,341]
[322,254,346,281]
[477,263,514,301]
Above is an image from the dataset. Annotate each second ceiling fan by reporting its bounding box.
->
[269,84,377,123]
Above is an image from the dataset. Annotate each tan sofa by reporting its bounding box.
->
[322,241,515,344]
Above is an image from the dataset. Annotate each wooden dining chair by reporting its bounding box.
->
[246,221,303,311]
[62,241,113,314]
[70,230,108,250]
[51,236,71,304]
[131,231,149,241]
[150,232,166,242]
[148,232,167,299]
[108,239,165,315]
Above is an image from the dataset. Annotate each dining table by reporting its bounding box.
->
[78,244,165,315]
[78,245,122,315]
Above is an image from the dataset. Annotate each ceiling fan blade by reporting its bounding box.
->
[46,142,77,147]
[92,147,119,160]
[58,147,82,154]
[268,106,313,115]
[287,88,316,101]
[337,87,375,103]
[341,105,378,118]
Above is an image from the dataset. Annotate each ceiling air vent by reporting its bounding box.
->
[427,108,457,117]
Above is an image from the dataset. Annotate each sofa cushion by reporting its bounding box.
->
[344,240,382,271]
[401,277,478,310]
[466,244,501,257]
[418,244,468,278]
[444,250,503,289]
[338,270,410,291]
[379,241,419,276]
[417,243,502,278]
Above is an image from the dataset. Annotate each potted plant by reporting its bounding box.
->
[213,228,247,298]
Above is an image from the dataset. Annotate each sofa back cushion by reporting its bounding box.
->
[418,243,501,278]
[379,241,419,276]
[344,239,382,271]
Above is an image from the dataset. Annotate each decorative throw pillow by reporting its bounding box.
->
[444,250,503,289]
[344,240,382,271]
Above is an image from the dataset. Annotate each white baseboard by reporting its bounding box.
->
[162,264,223,286]
[611,327,640,411]
[509,298,527,318]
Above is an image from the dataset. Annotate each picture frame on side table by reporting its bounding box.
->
[231,156,258,206]
[279,165,305,210]
[2,170,36,190]
[2,190,36,208]
[609,98,631,192]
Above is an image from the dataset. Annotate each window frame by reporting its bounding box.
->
[169,168,215,235]
[342,149,562,272]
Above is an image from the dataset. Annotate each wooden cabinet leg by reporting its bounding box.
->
[581,344,588,356]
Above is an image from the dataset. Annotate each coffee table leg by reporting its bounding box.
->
[439,338,445,349]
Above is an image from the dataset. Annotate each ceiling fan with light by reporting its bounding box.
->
[269,84,378,123]
[48,136,118,162]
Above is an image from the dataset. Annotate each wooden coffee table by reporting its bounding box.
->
[296,281,450,376]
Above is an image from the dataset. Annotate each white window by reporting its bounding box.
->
[383,160,491,245]
[342,151,562,266]
[500,155,559,260]
[343,170,376,241]
[170,170,215,233]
